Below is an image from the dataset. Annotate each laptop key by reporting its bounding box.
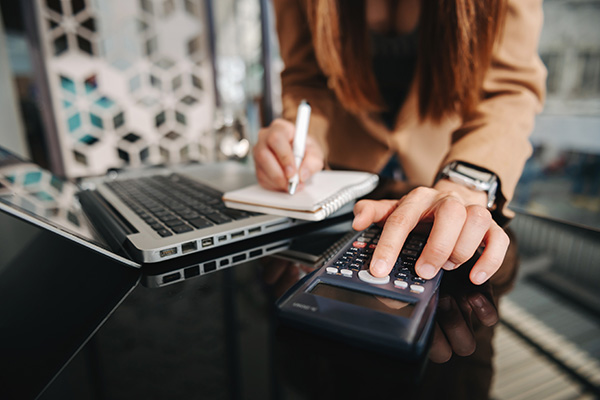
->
[172,225,193,234]
[189,217,214,229]
[222,209,251,220]
[157,229,173,237]
[159,214,179,223]
[165,219,185,228]
[205,212,232,225]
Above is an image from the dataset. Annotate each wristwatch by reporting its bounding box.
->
[437,161,499,209]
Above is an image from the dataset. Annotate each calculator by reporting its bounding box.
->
[276,224,442,359]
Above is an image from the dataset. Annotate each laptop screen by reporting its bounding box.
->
[0,147,111,251]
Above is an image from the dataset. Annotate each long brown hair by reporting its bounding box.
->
[305,0,506,122]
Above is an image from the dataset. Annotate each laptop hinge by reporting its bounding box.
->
[78,189,137,253]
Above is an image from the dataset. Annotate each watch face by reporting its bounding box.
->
[455,164,493,182]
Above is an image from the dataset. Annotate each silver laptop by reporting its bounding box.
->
[0,146,302,263]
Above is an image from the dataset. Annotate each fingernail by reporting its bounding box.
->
[470,295,484,308]
[371,259,389,276]
[442,260,457,270]
[418,264,436,279]
[285,165,294,179]
[474,271,488,284]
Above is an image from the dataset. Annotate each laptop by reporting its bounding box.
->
[140,211,356,288]
[0,145,304,264]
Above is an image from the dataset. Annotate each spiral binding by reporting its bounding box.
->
[315,175,379,218]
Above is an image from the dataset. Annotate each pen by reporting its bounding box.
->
[288,100,311,195]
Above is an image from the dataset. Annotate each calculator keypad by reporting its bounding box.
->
[326,226,428,294]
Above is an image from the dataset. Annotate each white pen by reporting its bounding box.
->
[288,100,311,195]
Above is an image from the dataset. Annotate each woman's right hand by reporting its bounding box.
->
[253,118,325,192]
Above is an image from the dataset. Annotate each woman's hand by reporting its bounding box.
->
[352,180,509,285]
[252,118,325,192]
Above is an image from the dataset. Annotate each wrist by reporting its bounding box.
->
[433,179,489,207]
[436,161,499,209]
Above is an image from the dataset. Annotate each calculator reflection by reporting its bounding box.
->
[310,282,416,318]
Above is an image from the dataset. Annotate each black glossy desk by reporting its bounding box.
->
[2,204,599,399]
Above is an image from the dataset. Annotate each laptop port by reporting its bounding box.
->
[232,254,246,262]
[160,247,178,258]
[266,221,288,229]
[201,237,214,248]
[249,227,261,234]
[218,235,227,242]
[267,243,289,252]
[231,231,245,239]
[203,261,217,273]
[249,249,263,258]
[162,272,181,284]
[184,265,200,278]
[220,259,230,267]
[182,241,198,254]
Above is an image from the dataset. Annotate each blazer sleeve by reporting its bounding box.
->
[441,0,547,215]
[272,0,336,157]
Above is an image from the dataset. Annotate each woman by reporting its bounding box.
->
[253,0,545,286]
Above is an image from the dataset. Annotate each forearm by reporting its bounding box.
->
[442,0,546,215]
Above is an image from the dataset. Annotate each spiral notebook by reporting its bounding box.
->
[222,170,379,221]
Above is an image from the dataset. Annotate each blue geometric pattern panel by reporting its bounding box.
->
[35,0,216,177]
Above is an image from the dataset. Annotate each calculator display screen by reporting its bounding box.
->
[310,282,416,318]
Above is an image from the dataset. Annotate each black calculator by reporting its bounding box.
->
[276,225,442,359]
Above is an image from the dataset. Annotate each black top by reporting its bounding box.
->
[371,29,419,130]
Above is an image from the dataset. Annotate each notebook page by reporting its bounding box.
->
[222,170,377,213]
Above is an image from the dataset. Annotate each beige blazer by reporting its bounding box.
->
[273,0,547,218]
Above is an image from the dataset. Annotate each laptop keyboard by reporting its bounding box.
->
[106,174,255,237]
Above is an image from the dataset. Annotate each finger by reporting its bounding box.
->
[352,199,399,231]
[298,153,324,183]
[437,295,476,357]
[467,292,499,327]
[429,323,452,363]
[469,225,510,285]
[368,198,426,277]
[442,205,492,271]
[415,195,467,279]
[265,121,296,179]
[255,156,288,191]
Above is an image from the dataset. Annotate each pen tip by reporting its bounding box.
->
[288,181,297,195]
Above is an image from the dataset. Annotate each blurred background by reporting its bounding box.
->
[0,0,598,230]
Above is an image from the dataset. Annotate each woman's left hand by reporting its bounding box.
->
[352,180,509,285]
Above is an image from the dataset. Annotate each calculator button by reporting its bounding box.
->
[340,269,353,277]
[401,249,418,257]
[353,241,367,248]
[395,272,408,278]
[405,243,421,251]
[358,270,390,285]
[394,280,408,289]
[410,284,425,293]
[412,277,426,283]
[326,267,338,275]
